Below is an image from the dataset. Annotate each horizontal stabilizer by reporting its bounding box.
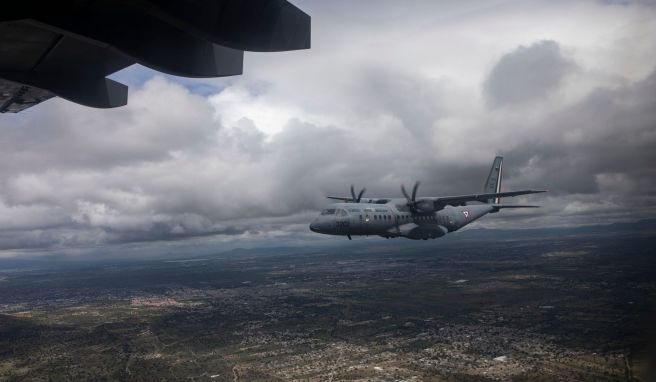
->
[491,204,541,213]
[493,204,541,208]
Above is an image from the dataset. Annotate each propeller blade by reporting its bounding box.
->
[411,181,420,201]
[357,188,366,203]
[350,184,356,202]
[401,184,411,202]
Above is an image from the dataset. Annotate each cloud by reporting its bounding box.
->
[484,40,576,107]
[506,69,656,196]
[0,1,655,252]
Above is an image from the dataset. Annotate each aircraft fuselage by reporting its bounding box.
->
[310,200,494,240]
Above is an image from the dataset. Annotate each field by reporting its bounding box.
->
[1,229,655,381]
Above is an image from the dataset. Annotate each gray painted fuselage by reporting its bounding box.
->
[310,199,493,240]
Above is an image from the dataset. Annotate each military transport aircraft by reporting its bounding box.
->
[310,157,547,240]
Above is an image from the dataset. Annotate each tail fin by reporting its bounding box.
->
[483,156,503,204]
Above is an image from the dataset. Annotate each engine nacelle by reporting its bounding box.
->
[398,224,448,240]
[415,200,434,213]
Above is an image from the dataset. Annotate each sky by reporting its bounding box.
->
[1,0,655,256]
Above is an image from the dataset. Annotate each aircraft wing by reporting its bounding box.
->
[492,204,541,208]
[1,0,310,112]
[326,196,353,202]
[430,189,548,209]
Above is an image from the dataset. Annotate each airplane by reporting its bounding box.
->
[309,156,547,240]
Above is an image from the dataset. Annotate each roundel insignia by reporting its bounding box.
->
[462,210,470,219]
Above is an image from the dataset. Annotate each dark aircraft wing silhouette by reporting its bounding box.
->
[0,0,310,113]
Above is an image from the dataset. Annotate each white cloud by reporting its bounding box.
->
[0,0,655,252]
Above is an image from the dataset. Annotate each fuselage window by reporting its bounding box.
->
[321,209,336,215]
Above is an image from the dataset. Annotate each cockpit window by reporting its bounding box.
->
[337,209,349,216]
[321,209,336,215]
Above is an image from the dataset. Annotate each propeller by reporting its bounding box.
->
[350,184,366,203]
[401,181,420,204]
[401,181,432,213]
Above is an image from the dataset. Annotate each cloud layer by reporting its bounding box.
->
[484,40,575,106]
[1,0,655,252]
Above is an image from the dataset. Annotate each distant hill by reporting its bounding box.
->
[1,218,654,268]
[451,218,656,241]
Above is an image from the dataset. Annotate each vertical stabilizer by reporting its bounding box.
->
[483,156,503,204]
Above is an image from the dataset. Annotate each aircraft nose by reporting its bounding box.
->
[309,221,319,232]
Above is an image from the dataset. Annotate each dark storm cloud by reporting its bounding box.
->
[507,69,656,199]
[484,41,576,107]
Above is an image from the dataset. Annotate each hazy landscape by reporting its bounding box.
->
[1,223,654,381]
